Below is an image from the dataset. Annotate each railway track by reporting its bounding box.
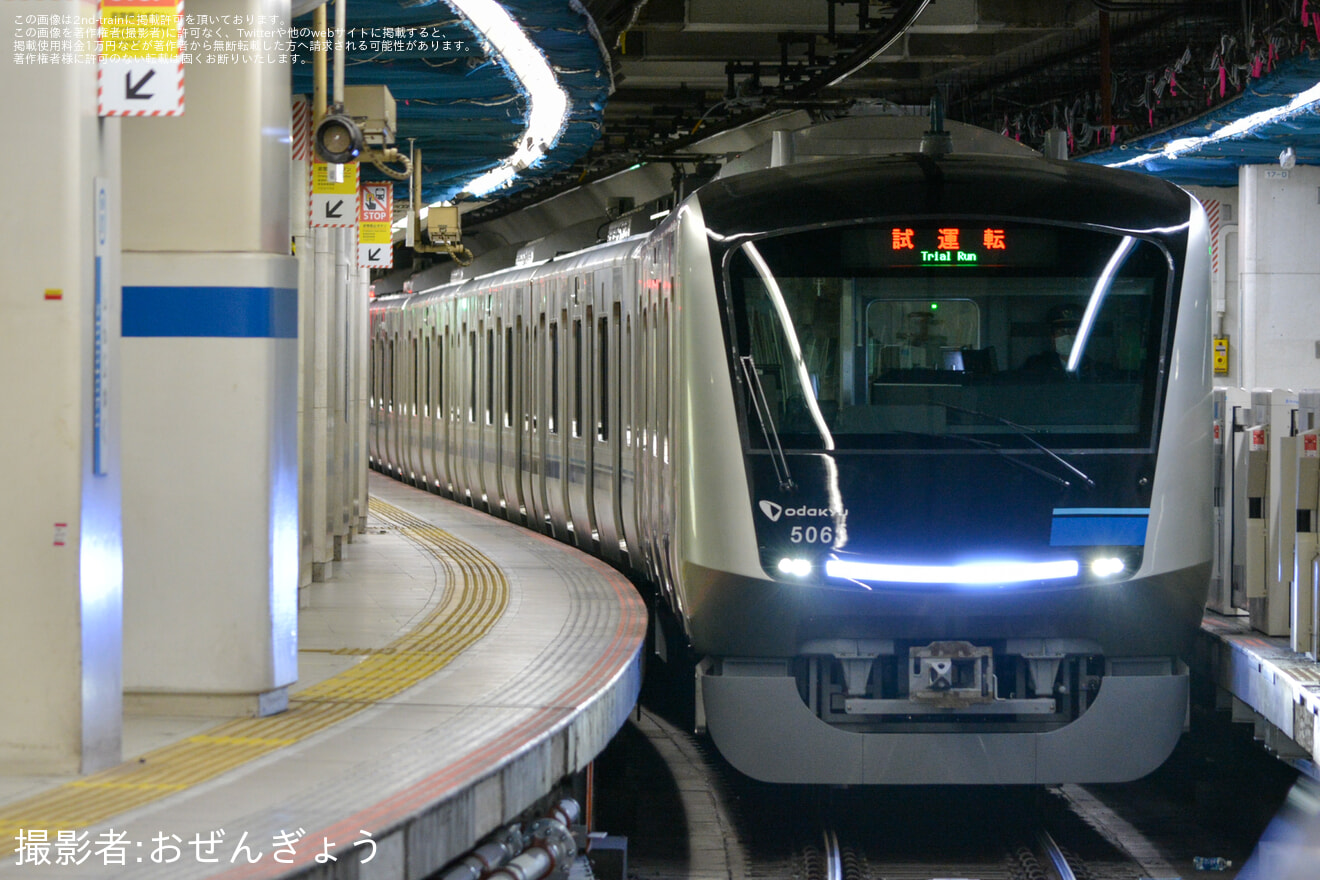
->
[592,664,1295,880]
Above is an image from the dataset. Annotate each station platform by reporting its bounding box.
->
[1198,611,1320,779]
[0,474,646,878]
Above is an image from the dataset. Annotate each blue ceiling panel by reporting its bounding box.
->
[293,0,610,205]
[1078,56,1320,187]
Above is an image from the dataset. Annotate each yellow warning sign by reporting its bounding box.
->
[311,162,360,195]
[1213,336,1229,375]
[100,0,180,59]
[358,184,393,248]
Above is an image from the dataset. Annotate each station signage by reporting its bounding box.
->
[309,162,360,229]
[358,184,393,268]
[97,0,185,116]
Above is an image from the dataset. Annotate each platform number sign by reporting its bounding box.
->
[358,184,393,268]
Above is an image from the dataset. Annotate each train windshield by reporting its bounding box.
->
[723,221,1173,451]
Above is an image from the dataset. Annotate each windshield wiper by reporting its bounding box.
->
[739,355,796,492]
[895,430,1071,489]
[933,402,1095,489]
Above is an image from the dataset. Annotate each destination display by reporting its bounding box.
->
[841,224,1063,270]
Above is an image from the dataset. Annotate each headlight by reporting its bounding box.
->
[1089,556,1126,577]
[777,557,813,577]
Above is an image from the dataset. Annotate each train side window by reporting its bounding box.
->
[387,338,395,411]
[572,318,583,438]
[440,329,451,419]
[633,308,644,451]
[549,320,559,434]
[597,313,610,442]
[371,339,380,409]
[504,325,515,428]
[623,315,632,446]
[486,327,495,426]
[468,329,477,423]
[423,335,431,418]
[412,336,419,417]
[527,320,535,432]
[437,331,445,420]
[660,302,670,462]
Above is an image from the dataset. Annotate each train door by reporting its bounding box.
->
[593,288,624,565]
[490,303,508,517]
[368,314,382,466]
[638,299,657,583]
[426,310,443,493]
[619,270,640,570]
[529,302,550,532]
[566,274,596,551]
[504,312,526,523]
[459,318,477,503]
[657,293,677,598]
[409,328,423,484]
[386,332,400,476]
[442,308,458,496]
[479,310,499,512]
[546,294,570,538]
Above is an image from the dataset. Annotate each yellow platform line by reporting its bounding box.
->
[0,498,508,839]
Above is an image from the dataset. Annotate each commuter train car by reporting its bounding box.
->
[369,152,1212,785]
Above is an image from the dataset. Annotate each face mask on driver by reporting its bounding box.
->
[1054,334,1075,359]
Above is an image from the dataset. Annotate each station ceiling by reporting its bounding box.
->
[298,0,1320,219]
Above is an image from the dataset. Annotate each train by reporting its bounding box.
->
[369,148,1212,785]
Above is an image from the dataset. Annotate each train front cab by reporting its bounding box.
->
[675,158,1214,785]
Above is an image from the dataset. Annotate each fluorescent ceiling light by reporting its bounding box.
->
[1106,80,1320,169]
[441,0,569,198]
[825,558,1079,585]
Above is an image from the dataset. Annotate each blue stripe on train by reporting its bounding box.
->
[1050,508,1149,546]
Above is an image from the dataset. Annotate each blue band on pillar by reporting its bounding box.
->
[122,286,298,338]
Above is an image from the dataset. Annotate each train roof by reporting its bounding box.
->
[693,153,1194,240]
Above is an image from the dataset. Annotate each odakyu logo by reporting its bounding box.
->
[758,501,840,521]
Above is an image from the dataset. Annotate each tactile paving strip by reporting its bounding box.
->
[0,499,507,839]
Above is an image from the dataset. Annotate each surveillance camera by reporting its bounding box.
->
[1280,146,1297,169]
[315,109,365,164]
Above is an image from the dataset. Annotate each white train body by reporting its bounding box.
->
[371,153,1212,784]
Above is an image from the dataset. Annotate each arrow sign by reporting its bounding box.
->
[358,243,392,269]
[125,69,155,99]
[97,0,185,117]
[310,162,359,228]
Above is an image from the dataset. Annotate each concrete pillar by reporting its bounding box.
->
[292,96,315,596]
[1239,164,1320,391]
[0,0,123,773]
[331,227,350,557]
[119,0,297,715]
[356,266,370,532]
[310,226,333,580]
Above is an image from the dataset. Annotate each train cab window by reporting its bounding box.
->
[723,222,1172,451]
[865,300,979,378]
